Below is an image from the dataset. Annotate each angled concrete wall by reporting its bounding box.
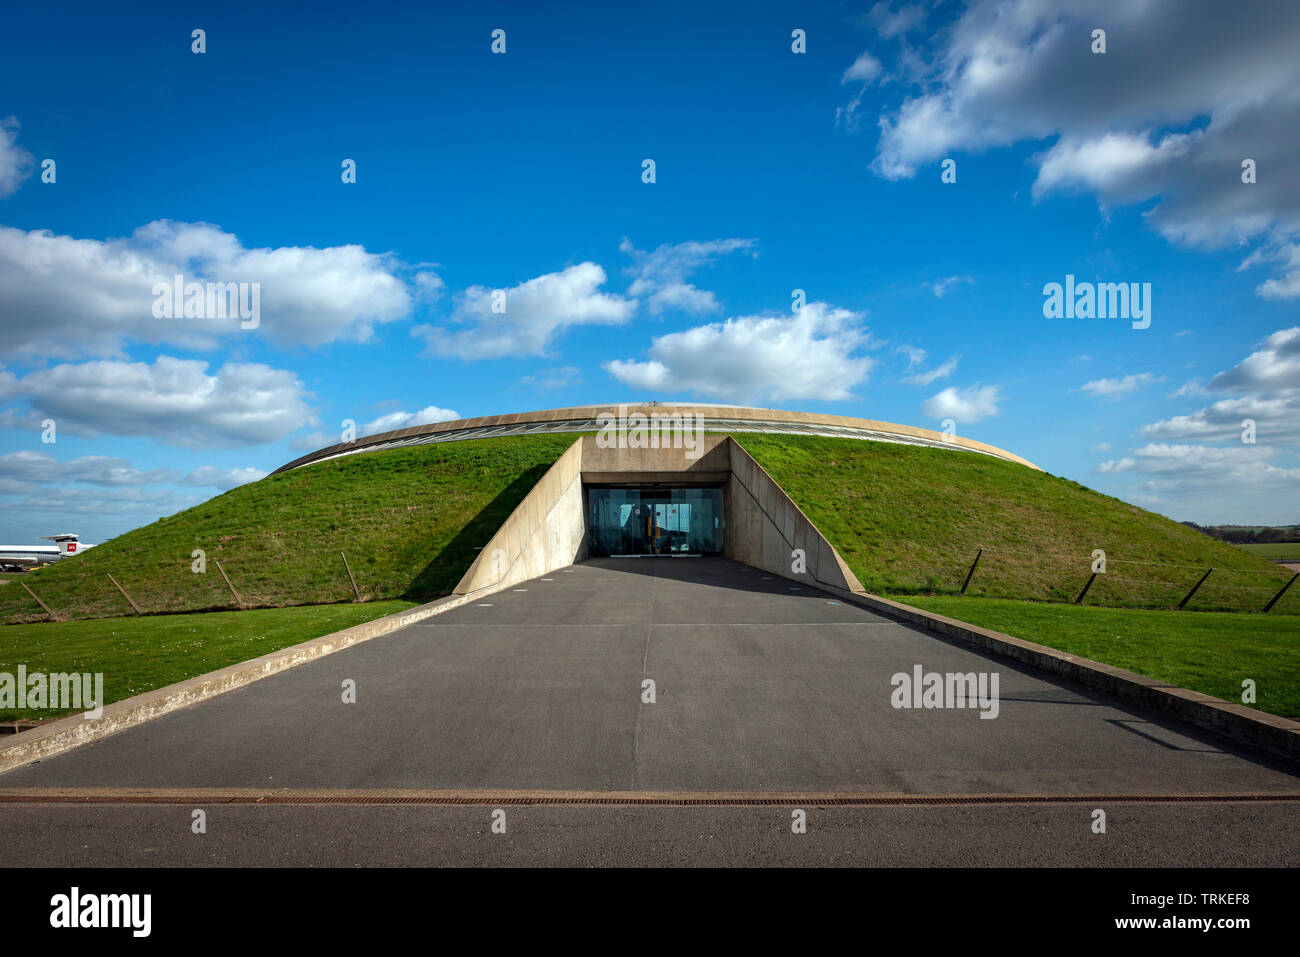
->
[454,437,586,597]
[725,437,865,595]
[578,432,731,480]
[453,432,864,599]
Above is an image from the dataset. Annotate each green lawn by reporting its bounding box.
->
[738,433,1299,614]
[901,595,1300,720]
[1236,542,1300,561]
[0,600,417,722]
[0,433,578,624]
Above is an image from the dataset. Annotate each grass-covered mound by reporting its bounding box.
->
[739,433,1298,614]
[0,434,577,624]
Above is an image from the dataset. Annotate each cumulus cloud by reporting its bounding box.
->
[860,0,1300,295]
[359,405,461,436]
[414,262,634,360]
[1099,327,1300,522]
[1079,372,1163,398]
[1095,444,1300,519]
[0,117,34,198]
[180,466,267,490]
[0,356,315,448]
[15,487,201,519]
[842,52,883,84]
[0,451,263,492]
[620,237,754,315]
[0,220,424,357]
[921,384,1001,423]
[603,302,876,403]
[1141,327,1300,445]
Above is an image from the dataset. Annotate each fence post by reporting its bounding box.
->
[1176,567,1212,610]
[960,548,982,594]
[213,560,245,608]
[20,582,57,621]
[341,551,361,602]
[1074,573,1098,605]
[105,572,143,615]
[1263,572,1298,613]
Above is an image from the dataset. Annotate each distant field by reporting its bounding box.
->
[1236,542,1300,561]
[0,600,416,722]
[0,434,577,624]
[901,595,1300,720]
[739,433,1299,614]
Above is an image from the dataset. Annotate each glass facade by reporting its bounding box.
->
[586,486,723,556]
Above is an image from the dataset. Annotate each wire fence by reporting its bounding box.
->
[0,543,500,625]
[941,546,1299,613]
[5,543,1299,623]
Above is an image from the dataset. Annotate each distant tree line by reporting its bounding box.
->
[1182,523,1300,544]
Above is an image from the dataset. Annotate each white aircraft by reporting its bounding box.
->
[0,534,96,572]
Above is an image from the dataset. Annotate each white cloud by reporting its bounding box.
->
[15,486,201,518]
[519,366,580,390]
[1091,442,1112,452]
[862,2,925,38]
[1096,444,1300,520]
[1251,244,1300,300]
[0,451,263,491]
[859,0,1300,295]
[1171,379,1205,398]
[0,117,34,198]
[62,456,178,486]
[1142,327,1300,445]
[1032,131,1195,200]
[842,52,883,84]
[921,384,1001,423]
[1096,456,1135,473]
[897,345,927,368]
[1079,372,1163,398]
[289,430,340,453]
[414,262,633,360]
[181,466,267,490]
[0,451,61,484]
[1101,326,1300,522]
[925,275,973,298]
[902,354,960,386]
[603,302,876,403]
[0,220,422,357]
[1206,325,1300,392]
[0,356,315,448]
[619,238,754,315]
[359,405,461,436]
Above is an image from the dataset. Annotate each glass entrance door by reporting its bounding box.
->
[587,487,723,556]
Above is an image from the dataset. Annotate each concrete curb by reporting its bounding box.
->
[0,593,479,776]
[836,589,1300,766]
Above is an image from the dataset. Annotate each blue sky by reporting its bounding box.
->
[2,0,1298,542]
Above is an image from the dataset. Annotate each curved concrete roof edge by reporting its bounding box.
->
[272,403,1042,474]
